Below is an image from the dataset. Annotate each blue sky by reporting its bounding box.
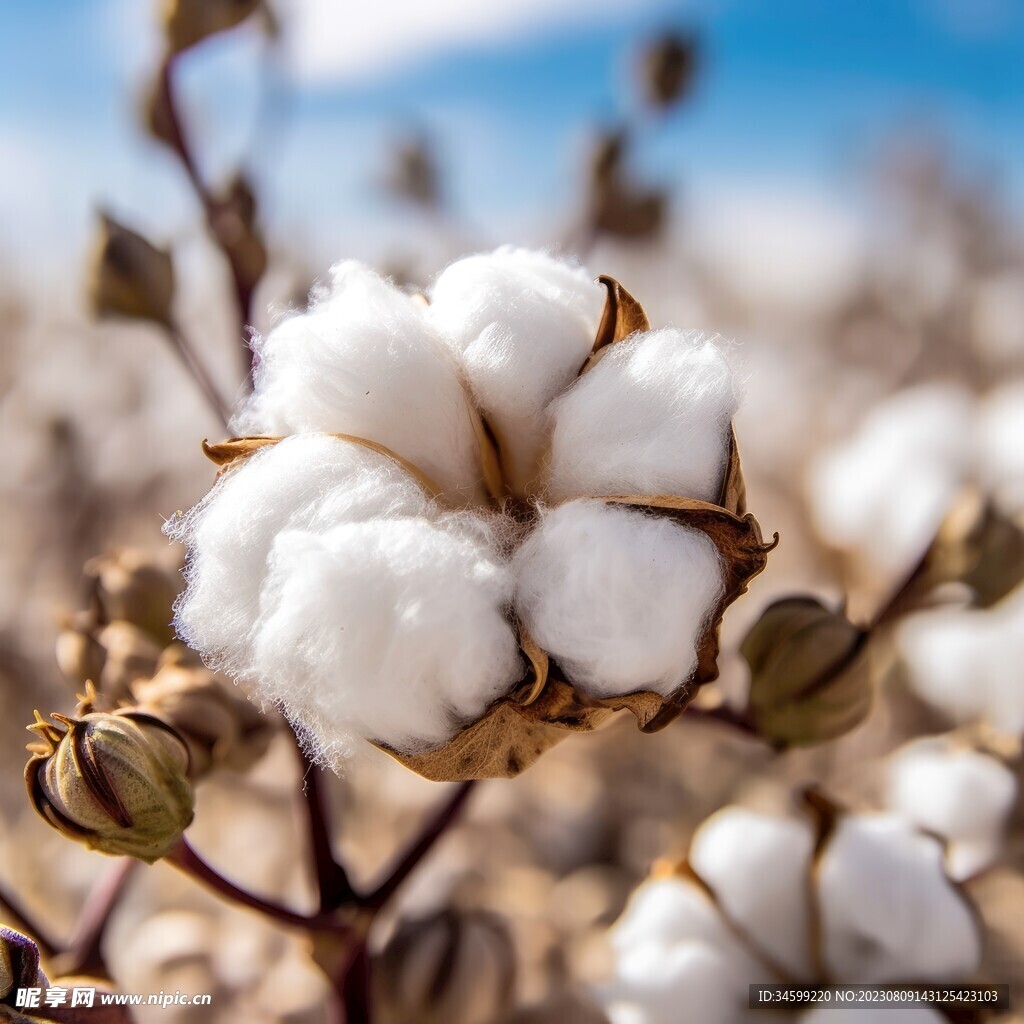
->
[0,0,1022,280]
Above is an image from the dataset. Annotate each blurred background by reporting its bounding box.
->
[1,1,1023,1021]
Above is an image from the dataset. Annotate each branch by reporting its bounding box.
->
[293,733,355,911]
[0,883,58,959]
[166,321,231,429]
[55,858,138,979]
[167,838,345,933]
[361,781,476,912]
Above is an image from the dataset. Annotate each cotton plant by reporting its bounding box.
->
[166,249,774,778]
[597,801,983,1024]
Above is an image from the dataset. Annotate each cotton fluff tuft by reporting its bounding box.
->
[817,813,981,984]
[512,500,724,698]
[427,247,604,496]
[898,583,1024,739]
[547,329,738,503]
[688,808,814,980]
[886,736,1016,881]
[165,434,522,759]
[236,262,485,504]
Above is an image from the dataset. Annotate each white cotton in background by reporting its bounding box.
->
[808,384,975,576]
[599,878,770,1024]
[512,500,725,699]
[976,381,1024,515]
[427,247,605,496]
[816,813,981,984]
[802,1009,945,1024]
[547,329,738,504]
[886,736,1016,881]
[236,261,485,505]
[898,583,1024,740]
[165,434,522,758]
[688,808,815,980]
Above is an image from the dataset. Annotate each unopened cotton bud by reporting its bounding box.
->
[88,213,174,327]
[547,328,737,503]
[886,735,1016,880]
[427,247,604,496]
[132,661,275,777]
[236,262,485,504]
[742,597,871,748]
[25,710,194,862]
[376,910,515,1024]
[84,548,179,645]
[688,808,814,980]
[513,500,724,698]
[816,813,980,984]
[166,434,522,759]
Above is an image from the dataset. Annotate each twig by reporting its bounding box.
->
[167,838,344,933]
[361,781,476,911]
[157,55,259,379]
[293,733,355,911]
[684,703,759,736]
[0,883,58,959]
[56,858,138,978]
[338,941,372,1024]
[166,321,231,429]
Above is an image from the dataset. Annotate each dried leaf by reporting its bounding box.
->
[163,0,261,53]
[640,32,699,109]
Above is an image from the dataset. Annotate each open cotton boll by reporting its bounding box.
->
[513,500,725,699]
[547,329,738,503]
[688,808,814,980]
[816,814,981,984]
[898,584,1024,739]
[886,736,1016,881]
[165,434,523,757]
[808,385,975,576]
[600,878,770,1024]
[236,261,485,504]
[250,515,523,755]
[427,247,605,496]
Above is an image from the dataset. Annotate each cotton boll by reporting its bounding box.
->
[600,878,770,1024]
[547,329,738,503]
[427,247,605,496]
[816,814,981,984]
[513,500,725,698]
[689,808,815,980]
[237,261,485,504]
[252,515,522,754]
[886,736,1016,881]
[166,434,522,757]
[899,584,1024,739]
[808,385,975,576]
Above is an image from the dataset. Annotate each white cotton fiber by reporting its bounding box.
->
[236,261,485,504]
[898,583,1024,739]
[886,736,1016,881]
[600,878,768,1024]
[816,814,981,984]
[976,381,1024,515]
[547,329,738,503]
[688,808,815,980]
[165,434,522,758]
[809,384,975,576]
[427,247,605,496]
[512,500,725,698]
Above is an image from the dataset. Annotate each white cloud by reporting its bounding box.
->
[280,0,670,84]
